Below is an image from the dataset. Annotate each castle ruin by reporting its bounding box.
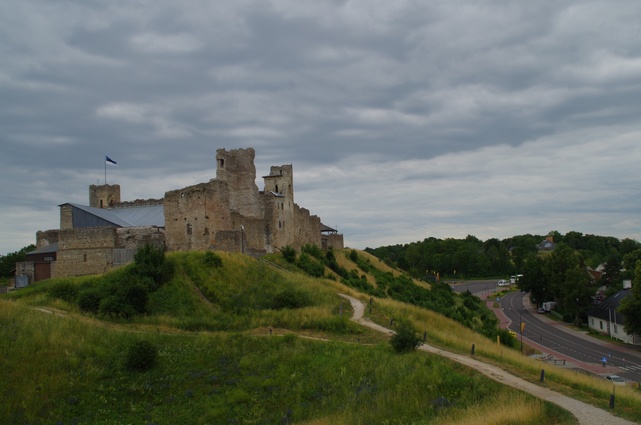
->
[18,148,343,282]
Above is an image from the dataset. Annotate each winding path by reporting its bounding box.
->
[338,293,635,425]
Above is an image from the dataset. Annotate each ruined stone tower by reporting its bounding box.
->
[215,148,262,218]
[89,184,121,208]
[163,147,334,255]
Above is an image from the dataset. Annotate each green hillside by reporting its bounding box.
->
[0,248,636,424]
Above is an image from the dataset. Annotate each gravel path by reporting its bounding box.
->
[338,293,636,425]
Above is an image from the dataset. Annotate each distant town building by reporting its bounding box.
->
[537,236,556,251]
[587,281,640,345]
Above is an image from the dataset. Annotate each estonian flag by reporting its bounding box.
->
[105,156,118,166]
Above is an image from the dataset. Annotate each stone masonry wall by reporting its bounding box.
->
[215,148,263,219]
[52,226,165,278]
[53,227,117,277]
[116,227,165,249]
[36,229,60,249]
[164,148,333,255]
[60,204,73,230]
[322,233,344,251]
[89,184,120,208]
[164,179,233,251]
[27,147,343,280]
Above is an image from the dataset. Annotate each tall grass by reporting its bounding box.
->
[2,249,637,423]
[365,294,641,422]
[0,300,573,424]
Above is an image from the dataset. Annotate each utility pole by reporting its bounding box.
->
[519,310,524,354]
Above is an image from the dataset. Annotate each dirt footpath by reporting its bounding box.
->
[338,294,636,425]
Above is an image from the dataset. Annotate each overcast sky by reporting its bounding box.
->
[2,0,641,255]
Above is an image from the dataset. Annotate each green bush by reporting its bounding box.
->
[99,295,135,318]
[49,281,78,303]
[349,249,359,262]
[202,251,223,268]
[120,282,149,314]
[271,287,313,310]
[124,339,158,372]
[301,243,323,259]
[133,244,173,289]
[281,245,296,263]
[77,289,102,313]
[297,253,324,278]
[390,318,423,353]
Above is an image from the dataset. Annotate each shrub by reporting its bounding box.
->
[297,253,324,278]
[271,287,313,310]
[301,243,323,259]
[49,281,78,303]
[99,295,136,318]
[390,318,423,354]
[124,340,158,372]
[120,282,149,314]
[203,251,223,268]
[349,249,359,262]
[133,244,173,288]
[281,246,296,263]
[77,289,102,313]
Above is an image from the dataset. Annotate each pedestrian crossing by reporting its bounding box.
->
[619,364,641,372]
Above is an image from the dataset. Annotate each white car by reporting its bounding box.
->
[605,375,626,385]
[497,280,509,286]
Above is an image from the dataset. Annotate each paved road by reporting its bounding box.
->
[499,291,641,382]
[451,281,641,381]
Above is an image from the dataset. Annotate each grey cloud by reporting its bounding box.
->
[2,0,641,254]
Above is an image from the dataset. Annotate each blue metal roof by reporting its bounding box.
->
[110,204,165,227]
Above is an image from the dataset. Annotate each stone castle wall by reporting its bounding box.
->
[60,204,73,230]
[36,229,60,249]
[164,147,328,255]
[164,179,233,251]
[27,147,343,280]
[53,227,117,277]
[322,233,344,251]
[51,226,165,278]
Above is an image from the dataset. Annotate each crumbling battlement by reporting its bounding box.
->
[164,147,329,254]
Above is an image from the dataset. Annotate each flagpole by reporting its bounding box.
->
[105,156,107,184]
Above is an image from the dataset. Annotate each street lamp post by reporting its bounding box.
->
[519,310,524,354]
[241,225,244,254]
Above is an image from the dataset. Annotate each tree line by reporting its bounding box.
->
[366,231,640,280]
[0,245,36,280]
[367,231,641,328]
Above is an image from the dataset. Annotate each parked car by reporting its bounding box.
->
[498,279,509,287]
[537,307,546,314]
[605,375,626,385]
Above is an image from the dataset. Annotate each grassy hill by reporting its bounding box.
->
[1,248,638,424]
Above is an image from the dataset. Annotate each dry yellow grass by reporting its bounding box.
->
[436,392,546,425]
[334,249,430,289]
